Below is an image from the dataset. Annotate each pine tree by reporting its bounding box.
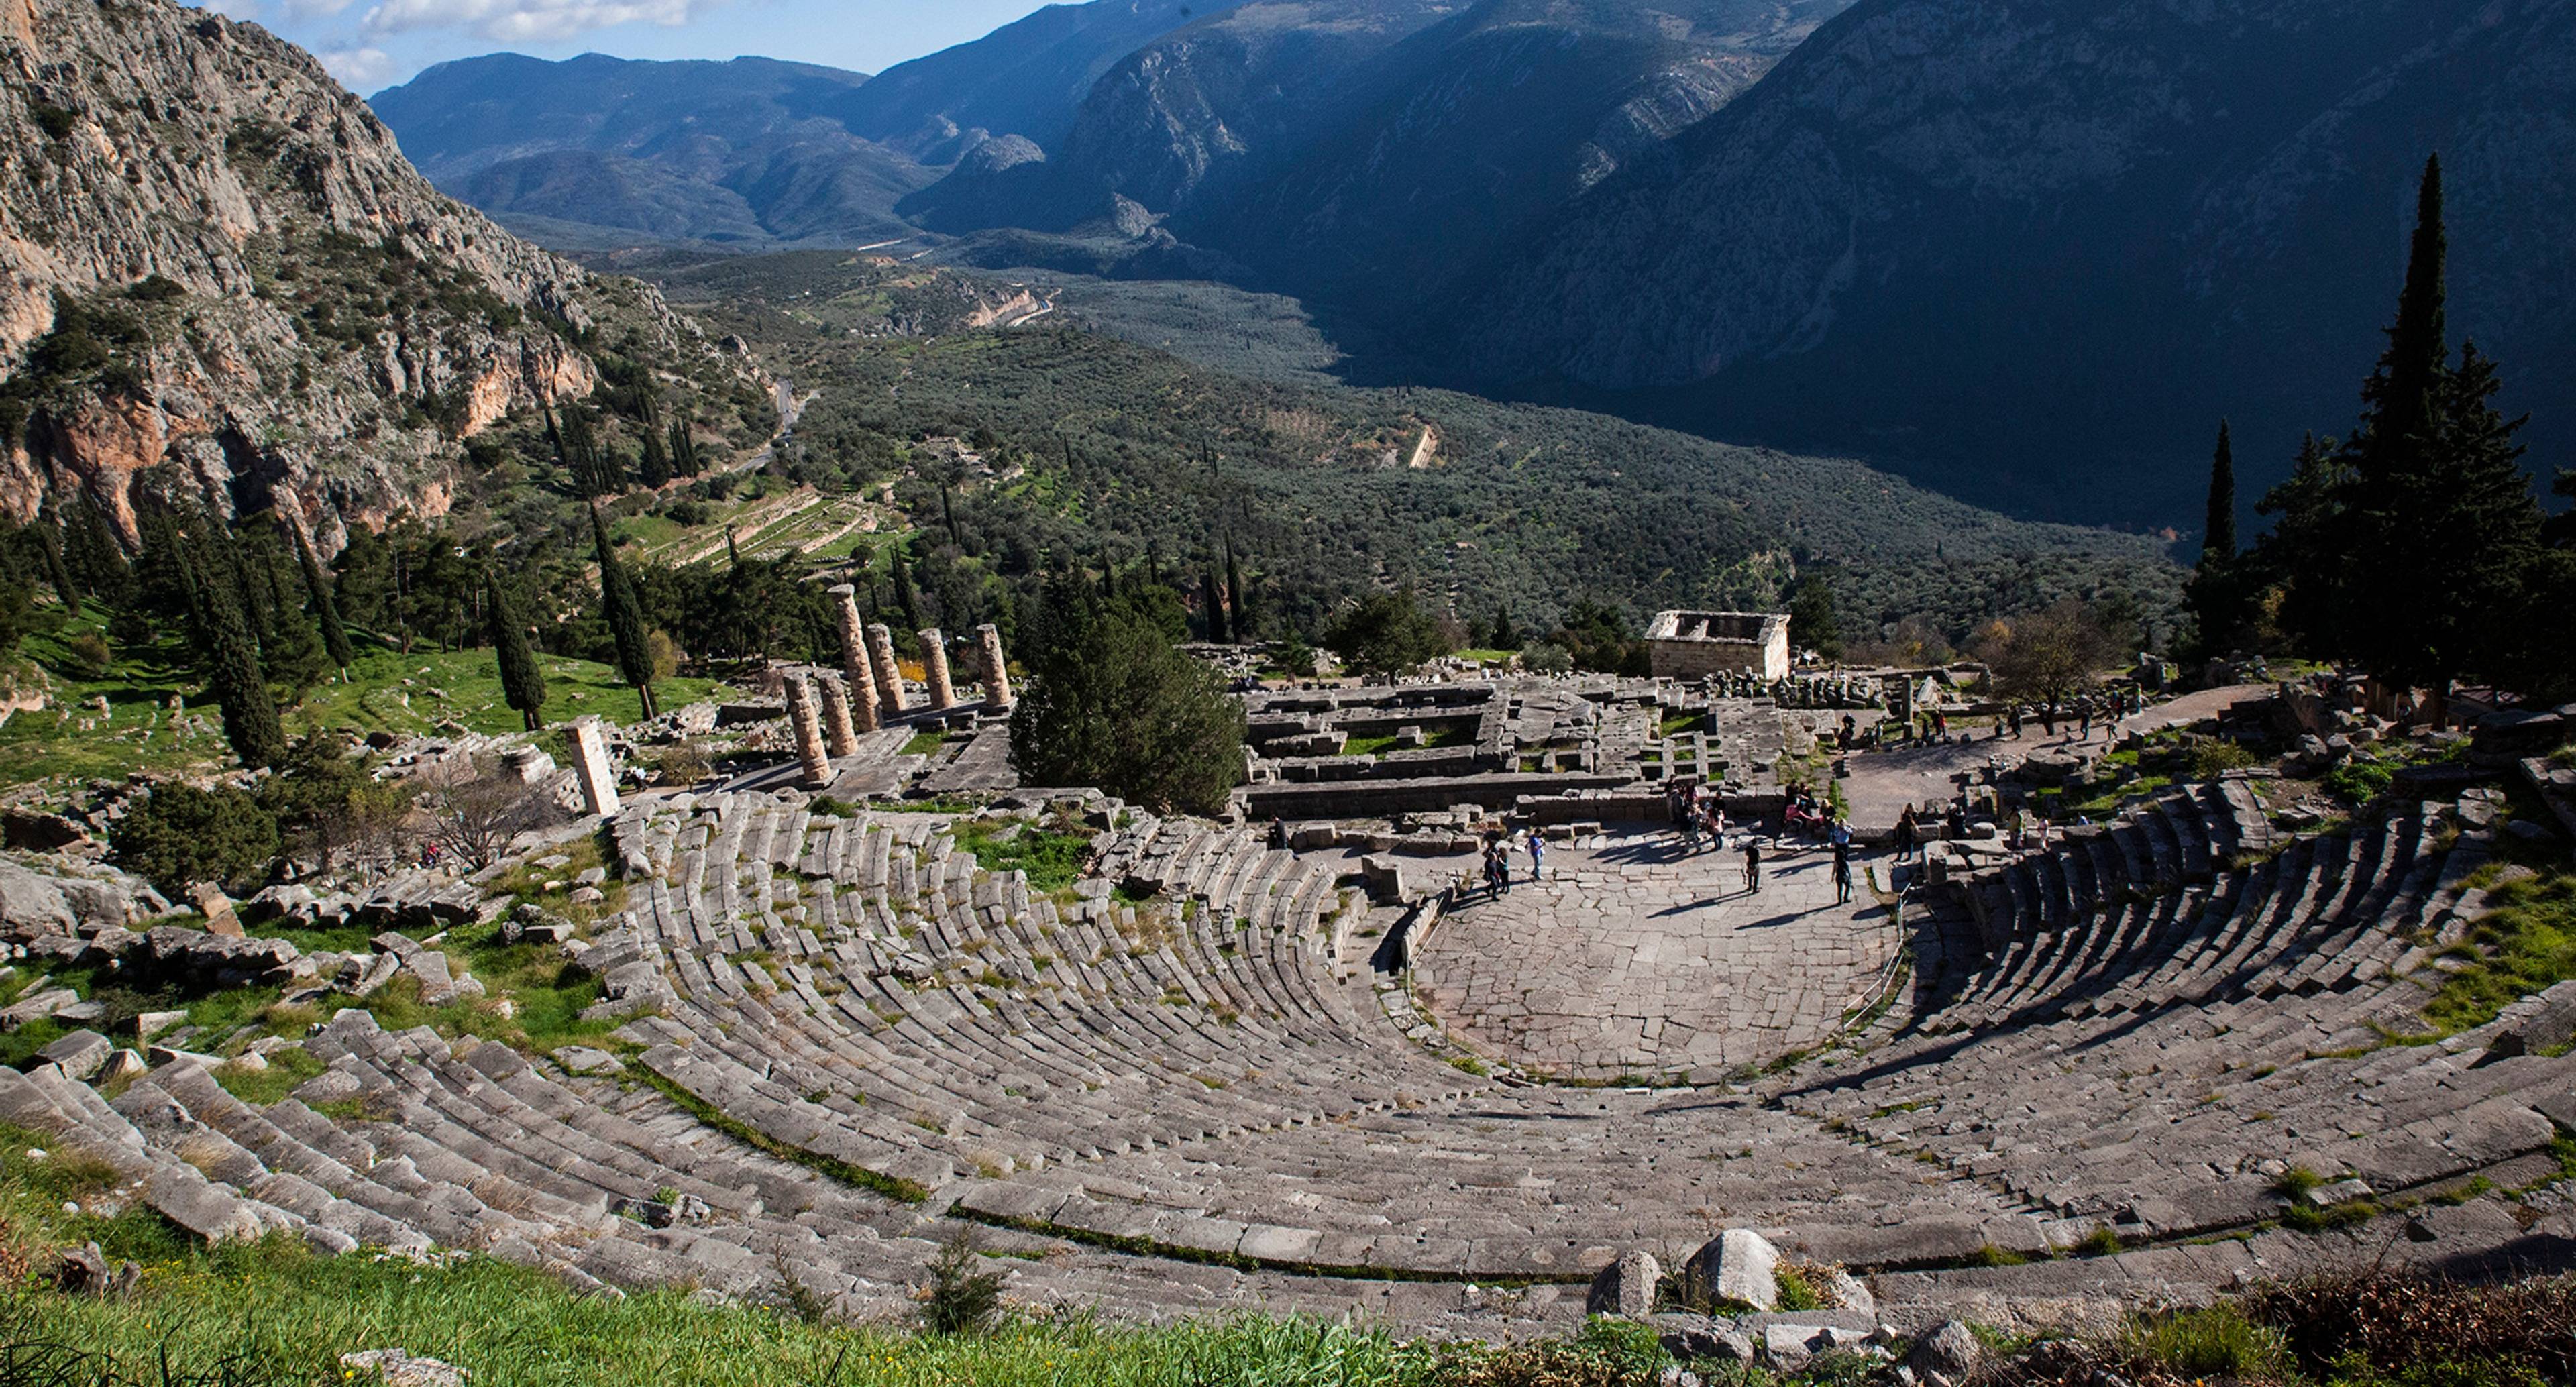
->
[487,571,547,732]
[2186,421,2245,654]
[1788,572,1841,660]
[290,522,356,673]
[941,483,962,550]
[1486,603,1515,652]
[2254,432,2352,655]
[590,504,657,718]
[890,541,920,630]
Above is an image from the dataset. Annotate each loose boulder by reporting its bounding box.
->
[1587,1249,1662,1317]
[1907,1320,1982,1386]
[1690,1228,1782,1311]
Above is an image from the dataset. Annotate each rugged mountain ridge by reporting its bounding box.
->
[0,0,759,549]
[828,0,1206,158]
[372,54,936,249]
[1445,0,2576,523]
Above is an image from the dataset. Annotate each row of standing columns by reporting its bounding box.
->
[828,584,1012,722]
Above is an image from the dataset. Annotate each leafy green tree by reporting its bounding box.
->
[112,781,280,897]
[487,571,547,730]
[1008,575,1246,816]
[290,520,356,673]
[1323,589,1447,678]
[1974,599,2116,710]
[1485,603,1516,653]
[590,504,657,718]
[1788,571,1841,661]
[1549,598,1647,675]
[260,736,411,875]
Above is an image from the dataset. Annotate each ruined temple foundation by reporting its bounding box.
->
[783,675,833,789]
[976,623,1012,709]
[817,672,860,757]
[828,586,882,732]
[919,628,956,711]
[865,622,906,720]
[568,716,620,818]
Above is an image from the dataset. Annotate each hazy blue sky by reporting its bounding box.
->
[187,0,1059,94]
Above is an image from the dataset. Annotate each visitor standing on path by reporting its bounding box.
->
[1527,834,1546,883]
[1832,839,1853,905]
[1741,837,1762,893]
[1894,806,1919,863]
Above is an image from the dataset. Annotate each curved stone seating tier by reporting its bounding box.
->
[6,783,2567,1328]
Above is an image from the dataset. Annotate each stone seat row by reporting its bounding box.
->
[1924,804,2446,1034]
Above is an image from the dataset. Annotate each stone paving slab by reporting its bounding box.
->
[1411,832,1898,1076]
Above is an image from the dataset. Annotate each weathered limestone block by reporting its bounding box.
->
[1587,1249,1660,1317]
[1690,1229,1780,1311]
[568,716,620,818]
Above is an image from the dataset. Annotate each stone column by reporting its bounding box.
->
[918,629,956,711]
[568,716,621,818]
[817,671,859,757]
[783,675,833,789]
[829,586,881,732]
[865,622,906,720]
[975,624,1013,709]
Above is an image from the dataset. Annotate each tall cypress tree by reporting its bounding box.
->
[890,541,921,630]
[637,410,674,488]
[290,522,356,673]
[181,521,286,769]
[2186,421,2243,653]
[487,571,547,732]
[2203,421,2237,563]
[590,503,657,718]
[1223,537,1247,643]
[28,515,78,616]
[61,492,129,607]
[255,535,330,696]
[1203,566,1229,643]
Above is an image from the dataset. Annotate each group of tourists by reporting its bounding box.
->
[1478,832,1543,897]
[1666,779,1731,851]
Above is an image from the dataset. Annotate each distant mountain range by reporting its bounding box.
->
[368,0,2576,528]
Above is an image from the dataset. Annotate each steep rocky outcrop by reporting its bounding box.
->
[902,0,1850,311]
[1449,0,2576,524]
[827,0,1205,158]
[0,0,759,548]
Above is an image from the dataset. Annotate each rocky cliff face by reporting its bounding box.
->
[0,0,757,549]
[1449,0,2576,523]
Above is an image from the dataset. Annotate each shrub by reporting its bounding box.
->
[2117,1302,2293,1380]
[654,740,710,787]
[919,1227,1007,1335]
[2250,1271,2576,1384]
[1773,1264,1825,1311]
[2189,736,2260,780]
[60,631,113,679]
[111,781,280,898]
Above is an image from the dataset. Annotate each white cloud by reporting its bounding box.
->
[191,0,264,18]
[282,0,358,17]
[360,0,726,42]
[318,44,396,85]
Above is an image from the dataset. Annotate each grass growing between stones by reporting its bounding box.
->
[2422,873,2576,1034]
[949,818,1095,895]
